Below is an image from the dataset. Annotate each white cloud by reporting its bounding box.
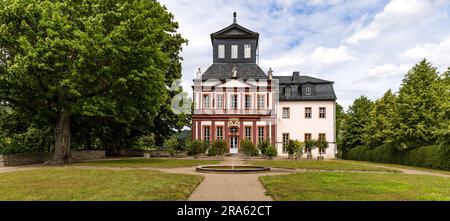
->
[347,0,433,44]
[400,36,450,70]
[159,0,450,108]
[311,46,356,65]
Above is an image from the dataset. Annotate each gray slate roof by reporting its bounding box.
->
[201,63,268,80]
[273,75,333,84]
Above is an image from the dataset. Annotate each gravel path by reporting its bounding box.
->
[158,157,286,201]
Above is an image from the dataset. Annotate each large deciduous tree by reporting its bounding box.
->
[0,0,186,164]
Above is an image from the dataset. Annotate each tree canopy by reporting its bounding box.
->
[0,0,188,164]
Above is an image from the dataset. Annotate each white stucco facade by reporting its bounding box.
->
[276,101,337,158]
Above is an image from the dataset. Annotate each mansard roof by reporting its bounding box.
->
[274,73,336,101]
[201,63,268,80]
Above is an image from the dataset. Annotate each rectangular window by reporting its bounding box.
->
[282,133,289,152]
[258,127,265,143]
[245,127,251,140]
[282,107,290,119]
[216,127,223,140]
[305,107,312,118]
[319,107,326,118]
[203,126,210,141]
[319,133,326,141]
[216,95,223,109]
[203,95,210,109]
[231,45,238,59]
[245,95,252,109]
[257,95,265,109]
[304,133,312,141]
[218,45,225,59]
[306,87,311,95]
[231,95,238,109]
[244,44,251,58]
[319,133,326,154]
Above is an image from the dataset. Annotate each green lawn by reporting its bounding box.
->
[0,168,203,201]
[247,160,401,173]
[344,160,450,175]
[76,158,220,168]
[260,172,450,201]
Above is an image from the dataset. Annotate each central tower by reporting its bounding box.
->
[210,12,259,64]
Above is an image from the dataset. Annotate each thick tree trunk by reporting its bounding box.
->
[49,109,72,165]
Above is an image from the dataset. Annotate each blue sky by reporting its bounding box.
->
[159,0,450,108]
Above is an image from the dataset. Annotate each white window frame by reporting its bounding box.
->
[305,107,312,118]
[282,133,290,152]
[203,126,210,141]
[284,87,291,96]
[283,107,290,119]
[216,127,223,140]
[218,45,225,59]
[231,45,238,59]
[231,94,238,109]
[257,95,265,109]
[216,95,223,109]
[244,44,251,58]
[258,127,265,143]
[203,95,210,109]
[245,127,251,140]
[319,107,326,118]
[306,87,311,95]
[245,95,252,109]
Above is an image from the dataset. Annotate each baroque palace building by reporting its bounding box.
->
[192,13,337,158]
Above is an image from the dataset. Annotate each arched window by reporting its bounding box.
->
[284,87,291,96]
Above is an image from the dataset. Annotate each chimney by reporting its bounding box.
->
[292,71,300,82]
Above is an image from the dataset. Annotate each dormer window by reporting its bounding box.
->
[218,45,225,59]
[284,87,291,96]
[244,44,251,58]
[306,86,311,95]
[231,45,238,59]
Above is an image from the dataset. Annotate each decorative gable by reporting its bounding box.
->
[217,79,255,88]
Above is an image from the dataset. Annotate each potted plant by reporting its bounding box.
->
[317,139,328,160]
[305,139,316,160]
[286,140,301,159]
[257,139,271,157]
[295,141,304,160]
[240,139,258,159]
[209,139,227,160]
[265,145,277,160]
[187,140,204,158]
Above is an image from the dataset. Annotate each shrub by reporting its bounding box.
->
[286,140,302,158]
[265,145,278,158]
[304,139,317,154]
[317,139,329,157]
[187,140,204,156]
[133,134,156,150]
[257,139,272,155]
[0,127,52,154]
[162,137,180,151]
[345,144,449,170]
[208,140,227,156]
[240,139,259,157]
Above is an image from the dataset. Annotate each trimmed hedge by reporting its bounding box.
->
[345,144,449,170]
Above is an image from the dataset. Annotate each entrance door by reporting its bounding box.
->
[230,137,238,154]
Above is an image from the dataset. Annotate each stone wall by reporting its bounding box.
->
[0,150,106,167]
[0,152,52,167]
[71,150,106,161]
